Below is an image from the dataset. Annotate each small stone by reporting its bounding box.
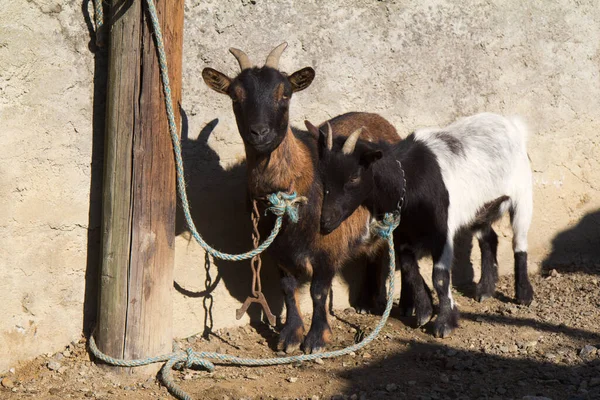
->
[287,377,298,383]
[344,307,356,313]
[440,374,450,384]
[497,387,507,394]
[63,350,71,358]
[509,345,519,353]
[446,349,458,356]
[408,380,417,386]
[9,368,15,374]
[47,360,61,371]
[245,374,259,380]
[311,396,320,400]
[142,379,154,389]
[500,346,509,353]
[550,269,560,277]
[314,358,324,365]
[362,352,372,359]
[349,351,356,357]
[579,345,597,358]
[58,366,69,374]
[54,353,64,361]
[385,383,398,392]
[123,386,133,391]
[545,353,557,360]
[276,351,286,357]
[350,394,358,400]
[186,336,197,344]
[183,374,193,380]
[1,378,15,388]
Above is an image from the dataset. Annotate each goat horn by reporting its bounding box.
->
[326,122,333,151]
[229,47,252,71]
[264,42,288,69]
[342,126,364,155]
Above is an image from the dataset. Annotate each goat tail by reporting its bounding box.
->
[508,115,530,144]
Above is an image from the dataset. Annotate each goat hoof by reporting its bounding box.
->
[515,282,534,306]
[398,305,415,317]
[476,292,493,302]
[354,306,370,315]
[475,282,495,302]
[302,327,332,355]
[432,308,459,338]
[278,323,305,353]
[415,306,433,327]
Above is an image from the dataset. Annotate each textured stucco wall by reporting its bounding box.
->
[1,0,599,372]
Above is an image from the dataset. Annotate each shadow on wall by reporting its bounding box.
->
[174,114,371,339]
[82,0,108,336]
[338,313,600,399]
[174,112,285,337]
[542,209,600,275]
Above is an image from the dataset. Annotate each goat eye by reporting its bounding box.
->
[349,175,361,185]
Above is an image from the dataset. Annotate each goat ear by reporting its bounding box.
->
[289,67,315,92]
[202,68,232,95]
[360,150,383,168]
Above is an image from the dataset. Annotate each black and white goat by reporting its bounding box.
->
[315,113,534,338]
[202,44,400,352]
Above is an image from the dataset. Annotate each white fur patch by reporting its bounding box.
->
[414,113,533,251]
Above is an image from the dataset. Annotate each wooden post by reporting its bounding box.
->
[97,0,184,374]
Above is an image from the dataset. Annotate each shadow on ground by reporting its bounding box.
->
[339,340,599,400]
[338,310,600,400]
[542,209,600,276]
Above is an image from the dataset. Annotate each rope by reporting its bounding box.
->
[103,0,302,260]
[93,0,105,47]
[89,212,401,400]
[145,0,306,261]
[89,1,404,399]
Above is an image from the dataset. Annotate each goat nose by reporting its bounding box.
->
[250,125,269,138]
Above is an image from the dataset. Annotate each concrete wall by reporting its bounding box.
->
[1,0,599,372]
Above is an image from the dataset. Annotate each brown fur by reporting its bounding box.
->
[247,114,398,274]
[246,128,314,198]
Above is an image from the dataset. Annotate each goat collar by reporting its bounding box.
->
[372,160,406,222]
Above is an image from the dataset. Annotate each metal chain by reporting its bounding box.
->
[235,199,277,325]
[250,200,262,295]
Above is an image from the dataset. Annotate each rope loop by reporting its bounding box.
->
[371,212,401,239]
[266,192,308,223]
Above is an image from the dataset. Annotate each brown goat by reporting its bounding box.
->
[203,43,399,353]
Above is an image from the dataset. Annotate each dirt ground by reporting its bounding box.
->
[2,267,599,400]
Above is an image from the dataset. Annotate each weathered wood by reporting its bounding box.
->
[98,0,183,375]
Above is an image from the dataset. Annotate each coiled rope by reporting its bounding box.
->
[89,211,400,400]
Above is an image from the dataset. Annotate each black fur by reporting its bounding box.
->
[514,251,533,305]
[319,133,456,334]
[475,226,499,302]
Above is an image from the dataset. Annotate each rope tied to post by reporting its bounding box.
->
[89,213,401,400]
[89,0,404,398]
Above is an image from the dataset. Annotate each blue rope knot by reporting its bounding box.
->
[175,348,214,372]
[266,191,308,223]
[371,212,401,239]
